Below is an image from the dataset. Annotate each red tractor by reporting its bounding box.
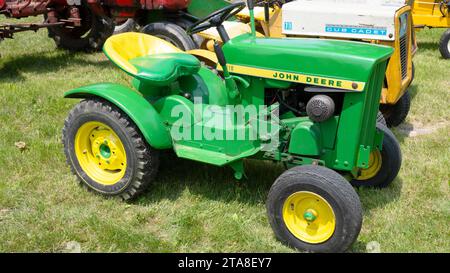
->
[112,0,234,50]
[0,0,196,51]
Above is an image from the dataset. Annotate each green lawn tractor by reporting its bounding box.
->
[62,1,402,252]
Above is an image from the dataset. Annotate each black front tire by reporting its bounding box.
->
[62,99,159,200]
[267,165,362,253]
[350,123,402,188]
[439,29,450,59]
[380,91,411,127]
[140,22,197,51]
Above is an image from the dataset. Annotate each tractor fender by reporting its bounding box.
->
[64,83,172,149]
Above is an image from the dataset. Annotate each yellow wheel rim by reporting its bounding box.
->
[74,121,127,185]
[282,191,336,244]
[357,150,382,181]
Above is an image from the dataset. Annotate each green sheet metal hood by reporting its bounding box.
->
[222,34,394,88]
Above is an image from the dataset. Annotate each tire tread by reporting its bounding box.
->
[62,99,159,201]
[267,165,362,252]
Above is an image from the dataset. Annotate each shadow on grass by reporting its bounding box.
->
[416,41,448,59]
[0,50,111,82]
[136,151,284,206]
[349,177,403,253]
[350,240,370,253]
[109,149,401,254]
[392,122,415,144]
[409,84,419,101]
[417,41,440,51]
[135,153,402,253]
[357,177,403,216]
[135,151,402,215]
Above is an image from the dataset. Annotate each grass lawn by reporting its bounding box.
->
[0,18,448,252]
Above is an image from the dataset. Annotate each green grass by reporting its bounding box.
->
[0,21,449,252]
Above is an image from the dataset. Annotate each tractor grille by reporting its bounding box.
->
[399,12,410,80]
[400,34,409,80]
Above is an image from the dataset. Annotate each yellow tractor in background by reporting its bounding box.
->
[408,0,450,58]
[191,0,417,127]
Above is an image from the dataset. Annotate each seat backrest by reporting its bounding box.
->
[103,32,183,76]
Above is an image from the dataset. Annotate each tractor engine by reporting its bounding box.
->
[265,85,344,123]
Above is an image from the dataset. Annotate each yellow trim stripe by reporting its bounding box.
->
[226,64,366,92]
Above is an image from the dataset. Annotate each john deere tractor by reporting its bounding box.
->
[62,1,401,252]
[192,0,417,127]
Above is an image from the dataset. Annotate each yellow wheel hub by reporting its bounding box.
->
[282,191,336,244]
[74,121,127,185]
[357,150,382,180]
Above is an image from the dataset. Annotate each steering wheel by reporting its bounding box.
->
[187,2,247,35]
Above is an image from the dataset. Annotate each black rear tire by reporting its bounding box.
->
[350,123,401,188]
[380,91,411,127]
[267,165,362,253]
[167,17,204,48]
[46,3,114,52]
[439,29,450,59]
[140,22,197,51]
[62,99,159,201]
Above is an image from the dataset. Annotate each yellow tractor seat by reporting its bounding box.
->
[103,32,201,86]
